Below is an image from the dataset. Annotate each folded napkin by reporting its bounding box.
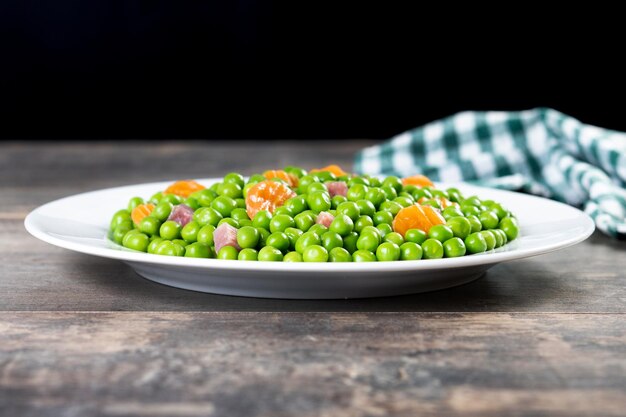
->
[354,108,626,239]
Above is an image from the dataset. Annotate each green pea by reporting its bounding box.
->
[465,232,487,254]
[307,182,328,194]
[464,196,482,207]
[422,238,444,259]
[430,189,450,200]
[360,226,382,243]
[231,208,250,222]
[224,172,245,188]
[273,206,292,217]
[346,184,368,202]
[336,201,360,222]
[302,245,329,262]
[375,223,393,237]
[365,187,386,208]
[311,170,336,182]
[252,210,273,230]
[307,191,331,213]
[197,224,216,245]
[479,211,500,230]
[284,166,307,178]
[367,177,382,187]
[193,207,222,226]
[196,189,218,207]
[379,201,403,216]
[393,196,414,208]
[491,203,508,220]
[295,231,321,254]
[184,197,200,210]
[481,230,497,250]
[162,194,182,205]
[121,228,141,245]
[411,187,431,201]
[373,211,394,226]
[443,237,466,258]
[297,175,320,194]
[442,206,464,220]
[384,232,404,246]
[149,192,163,204]
[461,205,481,217]
[181,221,201,243]
[147,237,164,254]
[356,200,376,217]
[217,245,239,260]
[354,215,374,233]
[331,195,348,209]
[258,246,283,261]
[237,226,260,249]
[246,174,266,185]
[376,242,401,261]
[283,251,303,262]
[342,232,359,254]
[382,176,403,193]
[266,232,290,253]
[499,217,519,241]
[127,196,144,212]
[153,202,173,221]
[308,224,328,237]
[356,234,379,252]
[160,221,182,240]
[329,214,354,237]
[185,242,211,258]
[321,231,343,251]
[348,176,369,187]
[404,228,427,245]
[257,227,271,247]
[237,248,258,261]
[284,227,303,250]
[211,196,238,218]
[110,209,131,231]
[269,214,295,233]
[138,216,160,236]
[493,228,508,247]
[155,241,181,256]
[329,247,352,262]
[398,192,415,201]
[353,250,377,262]
[284,195,308,215]
[123,232,149,252]
[294,212,316,232]
[218,218,239,228]
[400,242,422,260]
[446,217,471,240]
[467,215,482,233]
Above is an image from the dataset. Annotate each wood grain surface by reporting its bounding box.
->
[1,141,625,417]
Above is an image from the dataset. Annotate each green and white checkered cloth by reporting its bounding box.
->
[354,108,626,239]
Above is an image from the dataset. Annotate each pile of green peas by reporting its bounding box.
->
[108,167,519,262]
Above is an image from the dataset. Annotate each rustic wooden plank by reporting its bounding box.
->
[1,312,624,417]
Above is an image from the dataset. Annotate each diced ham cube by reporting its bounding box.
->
[326,181,348,197]
[167,204,194,227]
[214,223,241,253]
[315,211,335,228]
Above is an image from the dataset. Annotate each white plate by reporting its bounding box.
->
[24,179,595,299]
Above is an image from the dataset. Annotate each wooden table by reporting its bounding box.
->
[1,141,625,417]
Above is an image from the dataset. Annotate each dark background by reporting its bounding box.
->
[1,1,623,140]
